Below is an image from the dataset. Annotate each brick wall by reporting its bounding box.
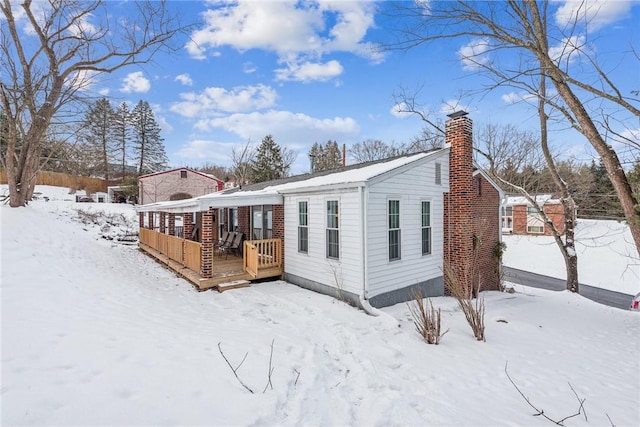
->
[273,204,285,272]
[200,208,214,278]
[512,203,567,236]
[238,206,251,239]
[184,213,193,240]
[443,113,501,294]
[138,168,223,205]
[473,174,501,290]
[168,213,175,236]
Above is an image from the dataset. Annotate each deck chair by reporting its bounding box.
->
[216,231,230,249]
[216,231,235,257]
[221,232,243,259]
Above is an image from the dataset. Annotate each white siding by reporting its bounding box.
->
[365,153,450,298]
[284,189,363,295]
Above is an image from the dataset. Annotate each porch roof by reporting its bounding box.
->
[135,189,283,213]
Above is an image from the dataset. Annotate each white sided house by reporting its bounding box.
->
[136,113,503,308]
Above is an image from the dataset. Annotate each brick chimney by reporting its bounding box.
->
[443,111,474,296]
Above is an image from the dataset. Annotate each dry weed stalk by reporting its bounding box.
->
[444,262,486,341]
[407,288,448,344]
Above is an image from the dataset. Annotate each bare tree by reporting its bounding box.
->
[230,140,255,186]
[349,139,395,163]
[0,0,185,206]
[388,1,640,254]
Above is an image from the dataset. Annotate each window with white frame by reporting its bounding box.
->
[388,200,401,261]
[298,201,308,253]
[326,200,339,259]
[421,201,432,255]
[526,206,545,234]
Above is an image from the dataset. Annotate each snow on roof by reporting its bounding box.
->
[504,194,558,207]
[263,151,438,193]
[136,151,444,213]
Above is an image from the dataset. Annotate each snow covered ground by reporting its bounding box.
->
[503,220,639,296]
[2,186,639,426]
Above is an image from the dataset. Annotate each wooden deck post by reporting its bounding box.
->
[168,213,175,236]
[200,208,214,278]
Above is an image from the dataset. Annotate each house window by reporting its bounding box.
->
[502,206,513,230]
[435,163,442,185]
[251,205,273,239]
[421,201,432,255]
[180,170,187,178]
[388,200,401,261]
[298,201,308,253]
[326,200,339,259]
[526,206,545,234]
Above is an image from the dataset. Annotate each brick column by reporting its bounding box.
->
[238,206,251,239]
[200,208,214,279]
[139,212,144,228]
[443,112,474,296]
[148,212,155,230]
[159,212,166,234]
[272,204,285,272]
[168,213,176,236]
[183,213,193,240]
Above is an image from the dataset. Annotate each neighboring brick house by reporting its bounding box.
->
[502,194,574,236]
[138,168,224,205]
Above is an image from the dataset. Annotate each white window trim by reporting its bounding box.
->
[388,199,401,261]
[421,199,432,256]
[298,200,309,254]
[325,199,340,260]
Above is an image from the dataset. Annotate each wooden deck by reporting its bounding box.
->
[138,233,283,292]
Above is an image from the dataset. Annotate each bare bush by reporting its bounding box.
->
[444,263,486,341]
[407,288,448,344]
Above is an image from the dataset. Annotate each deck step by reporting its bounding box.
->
[217,280,251,292]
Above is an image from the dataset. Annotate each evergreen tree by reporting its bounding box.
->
[82,98,115,180]
[130,100,168,175]
[251,134,285,183]
[112,102,132,179]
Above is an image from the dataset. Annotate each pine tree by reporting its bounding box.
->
[251,135,285,183]
[112,102,132,179]
[82,98,115,180]
[130,100,168,175]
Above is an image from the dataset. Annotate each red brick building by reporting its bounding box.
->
[502,195,573,236]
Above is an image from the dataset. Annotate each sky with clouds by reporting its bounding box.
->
[8,0,639,174]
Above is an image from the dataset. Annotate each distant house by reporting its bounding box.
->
[502,194,575,235]
[135,113,503,308]
[138,168,224,205]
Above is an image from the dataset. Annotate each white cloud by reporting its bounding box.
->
[150,103,174,133]
[501,92,538,105]
[120,71,151,93]
[243,62,257,74]
[98,88,110,96]
[548,35,588,65]
[194,110,359,142]
[390,102,413,119]
[275,60,344,82]
[555,0,632,31]
[458,38,490,70]
[175,73,193,86]
[439,100,471,116]
[170,84,278,117]
[185,1,382,80]
[174,140,237,164]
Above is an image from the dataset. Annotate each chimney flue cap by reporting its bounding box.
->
[447,110,468,118]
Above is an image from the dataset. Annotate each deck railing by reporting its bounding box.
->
[140,229,279,280]
[244,238,282,278]
[139,228,202,273]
